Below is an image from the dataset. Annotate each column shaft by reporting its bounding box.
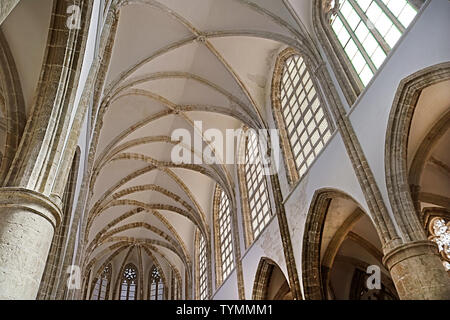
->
[383,241,450,300]
[0,189,61,300]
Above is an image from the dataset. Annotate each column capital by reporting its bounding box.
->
[0,188,62,229]
[382,240,438,268]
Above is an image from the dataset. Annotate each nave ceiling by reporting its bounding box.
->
[84,0,314,285]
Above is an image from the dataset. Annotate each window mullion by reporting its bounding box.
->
[374,0,406,33]
[348,0,391,54]
[337,11,377,74]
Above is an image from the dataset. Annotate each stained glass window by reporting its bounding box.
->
[91,264,111,300]
[120,264,138,300]
[149,266,164,300]
[428,217,450,271]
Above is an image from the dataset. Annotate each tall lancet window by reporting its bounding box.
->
[243,129,272,240]
[149,266,164,300]
[329,0,418,86]
[274,51,333,183]
[214,186,235,285]
[197,232,208,300]
[120,264,138,300]
[91,264,112,300]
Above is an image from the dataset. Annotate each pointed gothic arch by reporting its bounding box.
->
[302,188,397,300]
[0,29,26,184]
[252,257,292,300]
[385,62,450,243]
[119,263,138,301]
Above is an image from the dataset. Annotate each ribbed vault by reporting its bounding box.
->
[85,0,313,299]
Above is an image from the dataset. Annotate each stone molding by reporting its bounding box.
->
[382,240,439,269]
[0,187,62,229]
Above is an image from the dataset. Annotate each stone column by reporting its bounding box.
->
[383,240,450,300]
[0,0,92,300]
[0,188,61,299]
[0,0,20,25]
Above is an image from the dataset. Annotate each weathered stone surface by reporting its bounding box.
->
[0,188,60,300]
[383,241,450,300]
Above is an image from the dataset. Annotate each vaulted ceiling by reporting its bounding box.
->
[0,0,52,186]
[1,0,52,116]
[85,0,312,286]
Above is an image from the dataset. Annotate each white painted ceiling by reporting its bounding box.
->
[86,0,310,282]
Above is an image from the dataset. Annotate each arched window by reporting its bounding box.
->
[120,264,138,300]
[213,186,235,286]
[273,49,333,184]
[238,128,273,245]
[427,216,450,272]
[328,0,419,86]
[196,231,208,300]
[91,264,112,300]
[149,266,164,300]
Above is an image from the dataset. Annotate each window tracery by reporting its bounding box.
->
[91,264,111,300]
[428,217,450,271]
[120,264,138,300]
[149,266,164,300]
